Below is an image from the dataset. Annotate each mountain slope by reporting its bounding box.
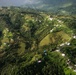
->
[22,0,76,14]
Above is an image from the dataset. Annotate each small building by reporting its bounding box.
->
[56,24,59,27]
[73,36,76,39]
[3,42,7,45]
[49,18,53,21]
[74,65,76,67]
[50,29,53,33]
[65,42,70,45]
[56,49,60,52]
[61,53,65,57]
[73,70,76,72]
[10,39,14,43]
[44,53,47,55]
[60,43,65,46]
[67,43,70,45]
[38,60,42,63]
[57,20,62,23]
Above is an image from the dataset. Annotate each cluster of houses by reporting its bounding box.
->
[55,42,76,72]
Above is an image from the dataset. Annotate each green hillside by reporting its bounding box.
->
[0,7,76,75]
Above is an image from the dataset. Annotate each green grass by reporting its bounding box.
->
[39,31,71,47]
[39,34,52,46]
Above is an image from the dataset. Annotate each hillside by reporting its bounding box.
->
[0,7,76,75]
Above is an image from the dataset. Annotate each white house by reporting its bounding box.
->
[73,36,76,39]
[49,18,53,21]
[61,53,65,57]
[56,50,60,52]
[38,60,42,63]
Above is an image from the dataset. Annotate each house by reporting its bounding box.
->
[38,60,42,63]
[61,53,65,57]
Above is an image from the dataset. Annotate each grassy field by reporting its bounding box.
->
[39,31,71,47]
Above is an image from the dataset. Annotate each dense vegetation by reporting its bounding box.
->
[0,7,76,75]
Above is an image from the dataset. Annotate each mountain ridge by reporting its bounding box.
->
[22,0,76,14]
